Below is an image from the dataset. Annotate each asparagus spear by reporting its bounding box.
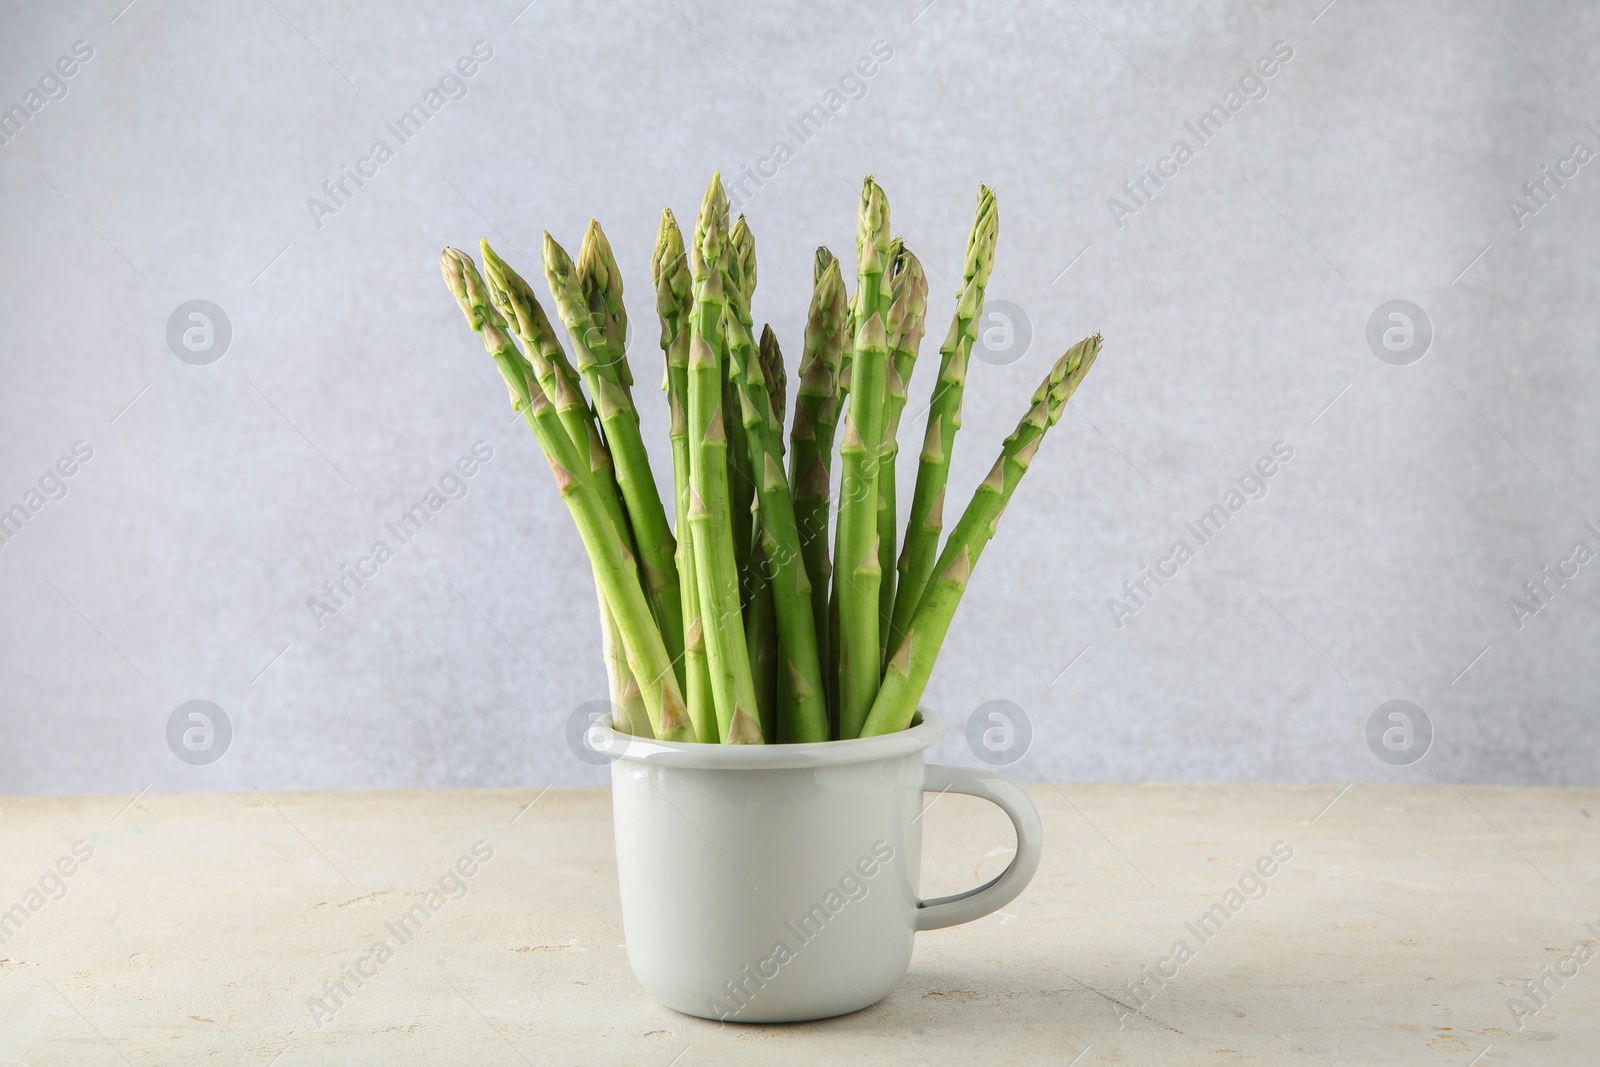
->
[452,245,654,737]
[652,211,718,743]
[731,324,831,743]
[724,215,760,616]
[889,185,998,658]
[726,217,783,738]
[868,243,902,673]
[687,176,763,744]
[479,243,656,729]
[860,334,1101,737]
[480,243,630,538]
[578,219,634,397]
[758,327,790,742]
[761,326,796,738]
[790,249,849,715]
[725,213,769,737]
[760,320,787,436]
[876,246,929,661]
[532,372,694,742]
[545,230,686,675]
[745,536,778,741]
[579,220,646,741]
[442,247,693,740]
[597,599,650,737]
[836,177,893,739]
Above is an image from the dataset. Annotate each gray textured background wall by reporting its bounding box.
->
[1,0,1596,795]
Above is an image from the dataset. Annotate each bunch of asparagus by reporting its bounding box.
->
[441,174,1100,744]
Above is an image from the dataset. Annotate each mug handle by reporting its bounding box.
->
[915,764,1044,931]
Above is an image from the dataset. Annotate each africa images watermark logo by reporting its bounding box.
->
[166,700,232,766]
[306,42,495,230]
[1106,40,1295,230]
[966,700,1032,766]
[167,300,232,365]
[1505,521,1599,630]
[566,700,619,766]
[1106,442,1294,628]
[0,840,95,948]
[724,41,895,213]
[1366,699,1432,767]
[1506,919,1600,1032]
[1505,121,1600,231]
[305,840,494,1027]
[705,841,897,1021]
[1112,841,1295,1028]
[306,442,494,629]
[0,39,94,148]
[1365,300,1432,366]
[0,440,94,549]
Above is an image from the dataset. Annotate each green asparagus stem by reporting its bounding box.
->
[889,185,998,658]
[687,176,763,744]
[480,243,576,409]
[761,320,787,436]
[578,219,633,397]
[732,323,831,743]
[836,177,893,739]
[745,535,778,741]
[545,230,686,676]
[790,249,849,726]
[479,243,654,736]
[761,326,797,738]
[876,246,929,662]
[533,374,693,742]
[562,337,648,739]
[442,247,693,740]
[480,242,632,540]
[450,173,1103,746]
[457,245,654,737]
[652,210,718,743]
[824,278,860,734]
[860,334,1101,737]
[598,596,651,737]
[725,215,772,735]
[724,215,759,618]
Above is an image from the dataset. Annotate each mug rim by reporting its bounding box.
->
[590,710,943,769]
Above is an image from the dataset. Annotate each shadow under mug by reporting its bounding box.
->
[591,711,1043,1023]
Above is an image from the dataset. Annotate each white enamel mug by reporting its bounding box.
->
[592,711,1043,1023]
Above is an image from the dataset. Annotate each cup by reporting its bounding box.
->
[592,711,1042,1022]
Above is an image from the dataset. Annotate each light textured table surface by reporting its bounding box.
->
[1,784,1596,1065]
